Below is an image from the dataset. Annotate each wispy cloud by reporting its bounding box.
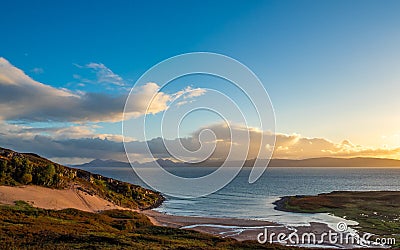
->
[84,62,125,86]
[30,67,44,74]
[171,86,207,100]
[72,62,126,92]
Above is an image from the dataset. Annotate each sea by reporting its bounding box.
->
[76,166,400,228]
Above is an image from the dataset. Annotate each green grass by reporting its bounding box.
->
[0,201,296,250]
[275,191,400,248]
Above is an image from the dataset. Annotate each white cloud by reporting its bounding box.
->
[273,132,400,159]
[125,82,171,116]
[184,123,400,161]
[85,62,125,86]
[0,122,134,142]
[1,121,399,165]
[124,83,207,117]
[0,58,206,122]
[3,58,398,163]
[182,87,207,99]
[171,86,207,100]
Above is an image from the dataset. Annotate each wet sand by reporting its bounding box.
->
[142,210,350,247]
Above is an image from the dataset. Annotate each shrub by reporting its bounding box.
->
[21,173,33,184]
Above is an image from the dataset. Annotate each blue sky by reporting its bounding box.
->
[1,0,400,163]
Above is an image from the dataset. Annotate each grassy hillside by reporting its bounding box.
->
[0,201,293,250]
[0,147,163,210]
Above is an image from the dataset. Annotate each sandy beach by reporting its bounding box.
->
[143,210,370,248]
[0,185,362,248]
[142,209,282,241]
[0,184,283,241]
[143,210,341,245]
[0,185,129,212]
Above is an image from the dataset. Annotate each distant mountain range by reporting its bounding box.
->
[72,158,180,168]
[74,157,400,169]
[269,157,400,167]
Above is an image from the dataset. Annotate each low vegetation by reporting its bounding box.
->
[274,191,400,248]
[0,147,163,210]
[0,201,293,250]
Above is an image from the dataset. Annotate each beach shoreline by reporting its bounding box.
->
[1,184,383,248]
[0,184,333,243]
[142,209,334,242]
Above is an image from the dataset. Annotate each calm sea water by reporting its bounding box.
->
[77,166,400,226]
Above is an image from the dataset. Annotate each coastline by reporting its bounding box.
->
[141,209,336,243]
[273,191,400,246]
[142,208,279,241]
[141,193,398,248]
[0,184,335,245]
[141,209,367,248]
[273,195,302,213]
[1,184,390,248]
